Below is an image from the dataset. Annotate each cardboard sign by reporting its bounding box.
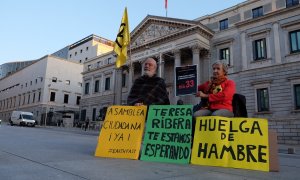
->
[191,116,269,172]
[94,106,147,159]
[175,65,197,96]
[140,105,193,164]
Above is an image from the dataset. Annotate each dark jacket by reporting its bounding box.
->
[127,75,170,105]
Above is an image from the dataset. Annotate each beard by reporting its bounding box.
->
[144,70,155,77]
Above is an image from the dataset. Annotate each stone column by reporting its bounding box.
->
[111,70,115,92]
[114,68,123,105]
[192,44,201,85]
[174,49,181,68]
[128,64,134,90]
[273,22,281,64]
[91,76,94,94]
[141,61,145,76]
[100,73,105,93]
[241,32,247,70]
[173,49,181,103]
[158,53,165,79]
[201,50,211,83]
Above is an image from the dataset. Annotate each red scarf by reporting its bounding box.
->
[207,75,227,94]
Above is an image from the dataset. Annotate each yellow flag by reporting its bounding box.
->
[114,7,130,68]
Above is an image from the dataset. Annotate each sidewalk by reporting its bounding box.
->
[36,125,300,156]
[36,125,100,136]
[278,144,300,155]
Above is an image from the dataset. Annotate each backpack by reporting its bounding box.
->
[232,93,248,117]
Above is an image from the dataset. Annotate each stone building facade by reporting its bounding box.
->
[81,0,300,144]
[0,55,83,126]
[52,34,114,64]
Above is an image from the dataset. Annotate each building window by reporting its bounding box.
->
[33,93,35,103]
[30,81,32,85]
[52,77,57,83]
[26,83,27,87]
[257,88,269,112]
[92,108,96,121]
[27,94,30,104]
[76,96,81,105]
[107,58,112,64]
[253,38,267,60]
[79,60,82,63]
[50,92,56,102]
[220,48,230,65]
[80,109,86,121]
[294,84,300,109]
[219,19,228,30]
[88,65,91,70]
[23,95,25,105]
[94,80,99,93]
[290,30,300,53]
[75,52,77,56]
[80,49,83,53]
[66,80,70,85]
[85,57,88,61]
[122,74,126,87]
[64,94,69,104]
[286,0,299,8]
[70,54,72,58]
[35,79,38,84]
[252,6,263,18]
[85,82,90,95]
[86,47,89,51]
[97,61,101,67]
[38,91,41,102]
[105,77,110,90]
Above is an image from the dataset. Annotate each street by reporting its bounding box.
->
[0,124,300,180]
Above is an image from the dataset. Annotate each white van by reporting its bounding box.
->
[10,111,36,127]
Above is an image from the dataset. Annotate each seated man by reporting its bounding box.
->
[194,61,235,117]
[127,57,170,106]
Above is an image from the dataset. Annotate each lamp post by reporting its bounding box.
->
[44,83,51,126]
[44,106,48,126]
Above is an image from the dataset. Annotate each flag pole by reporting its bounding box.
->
[113,7,130,105]
[165,0,168,17]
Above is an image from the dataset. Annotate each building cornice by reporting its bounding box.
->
[250,79,273,86]
[130,25,213,53]
[246,28,271,37]
[195,0,260,21]
[213,38,234,46]
[236,5,300,27]
[281,18,300,28]
[131,15,199,39]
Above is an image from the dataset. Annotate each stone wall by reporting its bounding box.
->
[269,118,300,144]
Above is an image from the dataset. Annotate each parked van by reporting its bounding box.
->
[10,111,36,127]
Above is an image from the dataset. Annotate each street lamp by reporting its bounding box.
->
[44,83,51,126]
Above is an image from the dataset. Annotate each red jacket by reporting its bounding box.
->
[197,79,236,112]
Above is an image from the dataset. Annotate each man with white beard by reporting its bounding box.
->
[127,58,170,106]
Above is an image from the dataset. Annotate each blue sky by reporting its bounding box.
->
[0,0,245,64]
